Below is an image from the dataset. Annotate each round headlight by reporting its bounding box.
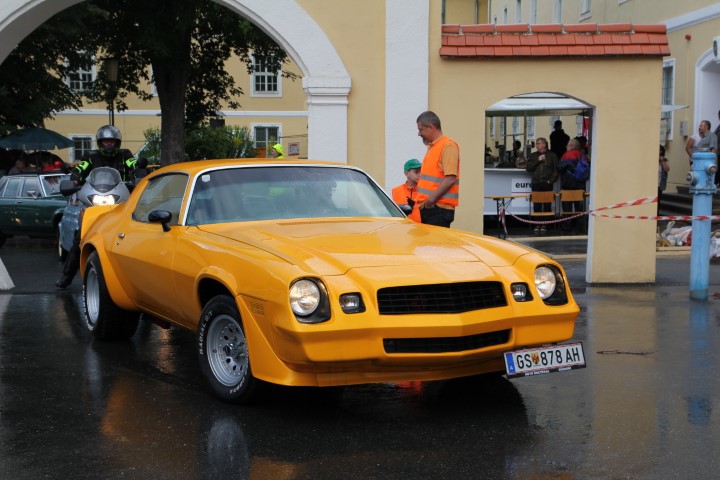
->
[289,279,321,316]
[534,266,557,299]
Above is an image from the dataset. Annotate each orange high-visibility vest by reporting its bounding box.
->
[417,136,460,207]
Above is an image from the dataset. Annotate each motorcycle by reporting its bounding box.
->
[57,167,132,260]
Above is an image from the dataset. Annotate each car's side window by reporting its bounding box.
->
[3,178,23,198]
[22,178,40,198]
[132,173,189,226]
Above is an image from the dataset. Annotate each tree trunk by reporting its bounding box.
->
[154,60,190,166]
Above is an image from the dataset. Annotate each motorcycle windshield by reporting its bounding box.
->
[87,168,122,193]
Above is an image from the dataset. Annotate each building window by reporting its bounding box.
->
[67,66,94,93]
[553,0,563,23]
[527,117,536,140]
[662,59,675,139]
[503,5,508,24]
[253,125,280,152]
[580,0,591,19]
[72,136,93,162]
[515,0,522,22]
[251,55,281,97]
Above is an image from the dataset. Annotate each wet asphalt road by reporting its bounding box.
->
[0,239,719,479]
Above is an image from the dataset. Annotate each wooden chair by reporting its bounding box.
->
[529,191,557,234]
[559,189,588,233]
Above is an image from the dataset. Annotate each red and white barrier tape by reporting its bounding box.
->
[503,195,720,225]
[593,214,720,220]
[591,195,657,212]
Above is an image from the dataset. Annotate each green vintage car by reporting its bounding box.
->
[0,171,70,247]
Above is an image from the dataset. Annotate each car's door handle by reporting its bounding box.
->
[117,233,125,239]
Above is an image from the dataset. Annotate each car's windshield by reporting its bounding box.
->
[186,165,403,224]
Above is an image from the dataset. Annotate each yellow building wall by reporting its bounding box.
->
[295,0,387,180]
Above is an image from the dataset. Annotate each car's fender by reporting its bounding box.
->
[80,205,137,311]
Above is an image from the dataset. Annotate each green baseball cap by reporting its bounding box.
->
[404,159,421,172]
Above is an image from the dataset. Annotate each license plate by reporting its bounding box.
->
[504,342,586,378]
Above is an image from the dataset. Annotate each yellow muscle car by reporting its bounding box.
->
[79,159,580,403]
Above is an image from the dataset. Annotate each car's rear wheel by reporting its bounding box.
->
[198,296,260,403]
[0,231,6,248]
[83,251,139,340]
[56,224,67,261]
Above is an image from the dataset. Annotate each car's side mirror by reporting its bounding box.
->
[148,210,173,232]
[398,204,413,216]
[59,180,80,197]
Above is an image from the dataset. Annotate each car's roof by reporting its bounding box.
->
[148,159,351,176]
[7,171,67,177]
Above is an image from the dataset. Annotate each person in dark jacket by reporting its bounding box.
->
[56,125,137,288]
[526,138,559,234]
[550,120,570,159]
[557,138,587,232]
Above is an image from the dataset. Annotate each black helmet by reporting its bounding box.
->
[96,125,122,156]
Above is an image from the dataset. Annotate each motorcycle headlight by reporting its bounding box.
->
[89,194,120,206]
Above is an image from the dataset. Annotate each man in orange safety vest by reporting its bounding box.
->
[415,111,460,227]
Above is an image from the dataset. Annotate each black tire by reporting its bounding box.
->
[197,296,260,403]
[0,231,6,248]
[57,224,67,261]
[83,251,139,340]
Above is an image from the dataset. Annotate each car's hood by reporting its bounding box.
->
[196,219,534,277]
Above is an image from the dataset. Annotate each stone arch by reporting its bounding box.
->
[0,0,351,161]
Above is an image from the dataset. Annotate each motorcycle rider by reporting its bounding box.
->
[56,125,137,288]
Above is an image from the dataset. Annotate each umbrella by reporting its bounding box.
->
[0,127,74,150]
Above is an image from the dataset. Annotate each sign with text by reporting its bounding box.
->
[288,142,300,157]
[510,177,531,210]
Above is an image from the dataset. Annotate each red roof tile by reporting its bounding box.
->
[465,35,485,46]
[447,35,466,46]
[567,45,588,55]
[442,24,461,34]
[500,34,521,45]
[496,24,529,33]
[461,24,494,34]
[439,23,669,58]
[531,24,563,33]
[598,23,633,33]
[634,24,667,34]
[564,24,598,33]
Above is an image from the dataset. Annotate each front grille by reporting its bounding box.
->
[384,329,511,354]
[377,281,506,314]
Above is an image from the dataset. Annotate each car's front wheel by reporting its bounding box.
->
[83,251,139,340]
[198,296,260,403]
